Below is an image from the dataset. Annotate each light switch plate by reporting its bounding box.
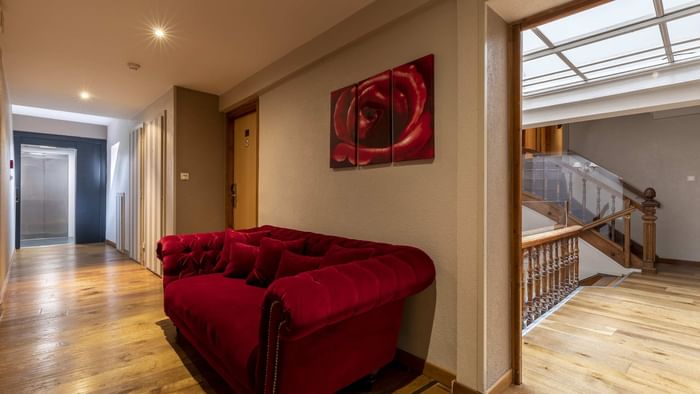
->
[180,172,190,181]
[687,175,696,182]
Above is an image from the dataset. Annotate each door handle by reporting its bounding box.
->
[230,183,237,208]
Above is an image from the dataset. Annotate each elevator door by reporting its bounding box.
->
[20,145,76,247]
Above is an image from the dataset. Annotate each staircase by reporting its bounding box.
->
[523,150,660,274]
[519,151,662,329]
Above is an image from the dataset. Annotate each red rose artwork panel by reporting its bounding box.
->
[356,70,392,166]
[392,54,434,162]
[330,84,357,168]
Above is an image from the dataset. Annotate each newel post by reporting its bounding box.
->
[642,188,660,274]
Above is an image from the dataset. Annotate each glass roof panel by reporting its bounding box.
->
[524,70,576,85]
[584,57,669,80]
[672,38,700,53]
[662,0,700,12]
[537,0,656,45]
[523,54,569,79]
[523,75,584,95]
[667,13,700,44]
[578,48,666,73]
[562,26,664,66]
[522,30,547,54]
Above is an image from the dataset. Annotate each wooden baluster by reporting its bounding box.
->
[534,246,543,320]
[526,247,535,324]
[544,244,552,310]
[548,243,556,307]
[561,238,570,293]
[573,236,580,286]
[522,248,530,328]
[642,188,660,274]
[624,198,632,267]
[553,239,561,303]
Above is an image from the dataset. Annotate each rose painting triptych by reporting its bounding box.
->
[330,54,434,168]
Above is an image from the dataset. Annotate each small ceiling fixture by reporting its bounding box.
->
[153,27,166,39]
[79,91,91,100]
[127,62,141,71]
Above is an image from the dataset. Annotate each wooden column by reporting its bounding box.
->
[642,188,660,275]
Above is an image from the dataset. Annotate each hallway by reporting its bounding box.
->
[0,244,446,393]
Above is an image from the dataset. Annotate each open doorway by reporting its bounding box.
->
[19,145,76,247]
[511,0,700,391]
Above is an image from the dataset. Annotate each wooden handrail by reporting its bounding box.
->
[522,225,582,249]
[581,206,636,231]
[622,180,661,208]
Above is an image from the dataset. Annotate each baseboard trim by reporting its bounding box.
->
[0,251,16,319]
[657,258,699,266]
[394,349,456,388]
[452,380,481,394]
[486,369,512,394]
[105,239,116,248]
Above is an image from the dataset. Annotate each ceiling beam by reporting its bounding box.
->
[654,0,676,63]
[532,27,588,82]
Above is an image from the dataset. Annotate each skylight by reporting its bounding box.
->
[11,105,114,126]
[522,0,700,97]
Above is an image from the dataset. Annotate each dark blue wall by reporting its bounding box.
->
[14,131,106,248]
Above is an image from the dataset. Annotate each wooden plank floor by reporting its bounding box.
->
[0,243,448,393]
[507,263,700,394]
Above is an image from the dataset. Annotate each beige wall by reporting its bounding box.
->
[569,111,700,262]
[12,114,107,140]
[0,51,15,309]
[173,87,225,234]
[259,0,460,373]
[485,6,511,388]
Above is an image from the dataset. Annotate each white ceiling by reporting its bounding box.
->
[1,0,374,119]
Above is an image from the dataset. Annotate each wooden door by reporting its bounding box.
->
[228,111,258,229]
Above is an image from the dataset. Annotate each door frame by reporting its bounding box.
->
[225,98,260,229]
[13,131,107,249]
[508,0,611,384]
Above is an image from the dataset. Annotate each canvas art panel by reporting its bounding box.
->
[391,54,435,162]
[330,84,357,168]
[356,70,392,166]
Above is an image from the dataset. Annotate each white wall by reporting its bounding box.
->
[0,50,15,309]
[569,111,700,262]
[105,118,134,243]
[12,114,107,140]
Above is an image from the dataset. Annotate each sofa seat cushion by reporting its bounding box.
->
[164,274,265,390]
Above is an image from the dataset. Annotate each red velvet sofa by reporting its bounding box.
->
[157,225,435,394]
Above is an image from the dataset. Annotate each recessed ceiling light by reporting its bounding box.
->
[79,91,91,100]
[153,27,166,39]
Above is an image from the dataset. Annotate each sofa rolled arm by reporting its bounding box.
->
[263,247,435,339]
[157,231,225,288]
